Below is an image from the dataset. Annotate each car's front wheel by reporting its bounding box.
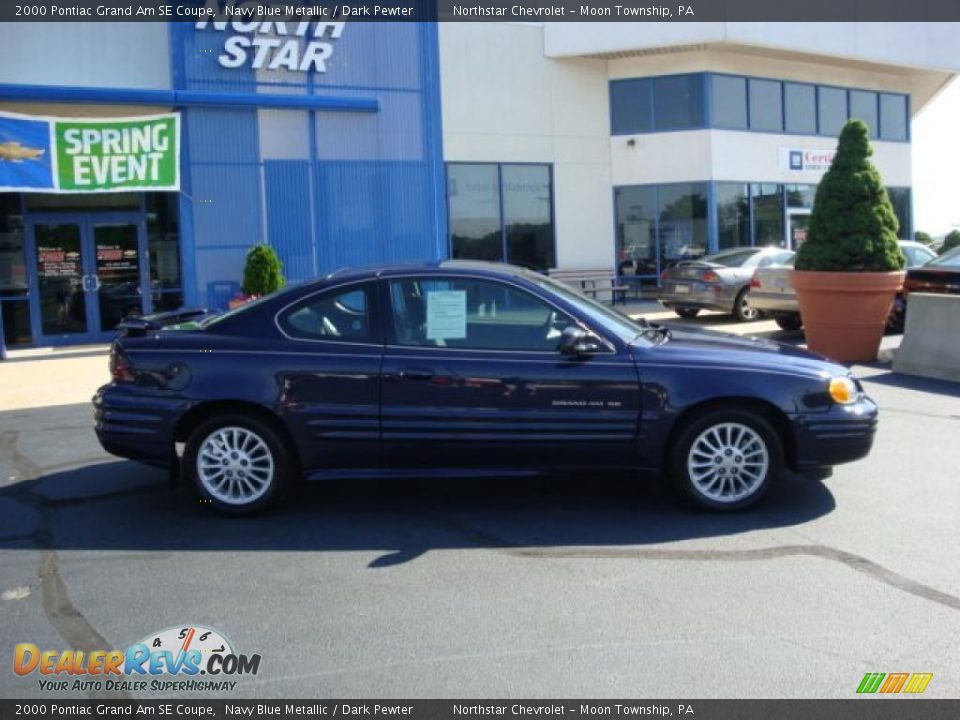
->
[671,409,782,511]
[733,288,759,322]
[184,414,289,514]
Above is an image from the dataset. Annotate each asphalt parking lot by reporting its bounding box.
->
[1,311,959,699]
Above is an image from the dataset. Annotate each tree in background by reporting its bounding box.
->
[941,230,960,255]
[795,120,904,272]
[914,231,933,246]
[241,244,285,297]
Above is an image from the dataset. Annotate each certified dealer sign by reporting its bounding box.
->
[195,2,346,73]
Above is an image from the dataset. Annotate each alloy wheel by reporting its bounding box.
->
[197,426,275,505]
[686,422,769,503]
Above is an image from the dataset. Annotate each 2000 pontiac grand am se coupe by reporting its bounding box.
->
[94,261,877,514]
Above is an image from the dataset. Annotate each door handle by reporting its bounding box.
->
[399,368,435,381]
[91,275,102,292]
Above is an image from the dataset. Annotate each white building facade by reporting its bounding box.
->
[439,22,959,291]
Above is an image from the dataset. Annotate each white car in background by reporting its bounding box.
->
[749,240,938,332]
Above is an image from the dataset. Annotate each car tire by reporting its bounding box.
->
[671,408,782,511]
[184,414,290,515]
[775,314,803,331]
[733,288,759,322]
[674,308,700,319]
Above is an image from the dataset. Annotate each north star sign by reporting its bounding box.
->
[195,18,346,73]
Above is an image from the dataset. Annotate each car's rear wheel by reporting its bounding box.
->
[184,414,289,515]
[674,307,700,319]
[671,409,782,511]
[775,314,803,331]
[733,288,759,322]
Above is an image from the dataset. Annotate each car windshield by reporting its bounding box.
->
[702,249,760,267]
[928,246,960,268]
[532,273,647,345]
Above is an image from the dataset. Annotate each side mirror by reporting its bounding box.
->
[559,326,604,356]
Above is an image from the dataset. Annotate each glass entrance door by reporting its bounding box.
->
[32,222,91,339]
[93,223,144,332]
[27,214,148,344]
[787,212,811,251]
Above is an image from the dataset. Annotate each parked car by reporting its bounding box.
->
[750,240,937,333]
[658,247,795,322]
[894,245,960,330]
[94,261,877,514]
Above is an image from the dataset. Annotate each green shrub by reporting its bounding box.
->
[241,244,285,296]
[795,120,905,272]
[914,231,933,246]
[941,230,960,255]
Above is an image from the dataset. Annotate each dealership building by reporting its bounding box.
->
[0,20,958,347]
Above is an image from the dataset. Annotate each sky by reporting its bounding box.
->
[912,77,960,237]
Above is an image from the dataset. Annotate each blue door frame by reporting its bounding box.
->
[25,211,150,346]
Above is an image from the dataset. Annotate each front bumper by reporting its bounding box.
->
[791,396,878,470]
[93,385,187,468]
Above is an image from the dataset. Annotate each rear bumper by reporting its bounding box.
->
[93,385,187,467]
[658,285,734,313]
[791,397,878,470]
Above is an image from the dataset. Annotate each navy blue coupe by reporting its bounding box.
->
[94,261,877,514]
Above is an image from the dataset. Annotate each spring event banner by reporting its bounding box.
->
[0,110,180,193]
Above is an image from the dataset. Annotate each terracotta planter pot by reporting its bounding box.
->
[790,270,905,363]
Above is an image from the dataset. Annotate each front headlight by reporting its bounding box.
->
[828,376,858,405]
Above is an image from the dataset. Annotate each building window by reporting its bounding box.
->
[749,79,783,132]
[784,83,817,134]
[711,76,747,129]
[447,163,555,271]
[448,164,502,264]
[716,184,750,249]
[658,183,709,265]
[818,87,848,137]
[0,193,30,347]
[612,74,907,141]
[146,193,184,312]
[880,94,908,141]
[886,187,912,239]
[849,90,879,138]
[653,75,705,131]
[750,183,786,248]
[786,184,816,209]
[615,186,658,277]
[610,78,653,135]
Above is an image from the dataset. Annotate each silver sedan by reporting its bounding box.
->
[658,247,795,322]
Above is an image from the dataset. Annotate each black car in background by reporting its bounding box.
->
[94,262,877,515]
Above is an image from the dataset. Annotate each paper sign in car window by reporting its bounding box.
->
[426,290,467,340]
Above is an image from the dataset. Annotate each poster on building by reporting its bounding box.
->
[0,110,179,193]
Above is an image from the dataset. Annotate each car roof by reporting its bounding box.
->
[324,259,534,283]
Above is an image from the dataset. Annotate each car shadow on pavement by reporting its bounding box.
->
[0,457,837,567]
[856,368,960,397]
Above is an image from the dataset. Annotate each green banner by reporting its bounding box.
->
[55,115,179,192]
[0,110,179,193]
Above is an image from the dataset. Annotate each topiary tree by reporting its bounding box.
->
[914,231,933,246]
[241,244,285,297]
[795,120,905,273]
[941,230,960,255]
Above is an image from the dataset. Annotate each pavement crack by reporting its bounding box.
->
[510,545,960,614]
[0,430,130,700]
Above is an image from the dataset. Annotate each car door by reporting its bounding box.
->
[379,274,641,470]
[273,280,384,472]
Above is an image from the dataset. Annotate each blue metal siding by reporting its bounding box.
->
[172,22,446,308]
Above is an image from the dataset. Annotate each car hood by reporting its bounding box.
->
[630,323,848,378]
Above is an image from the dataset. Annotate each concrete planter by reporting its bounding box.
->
[790,270,905,363]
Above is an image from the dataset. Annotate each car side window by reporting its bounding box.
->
[388,277,574,352]
[278,283,378,343]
